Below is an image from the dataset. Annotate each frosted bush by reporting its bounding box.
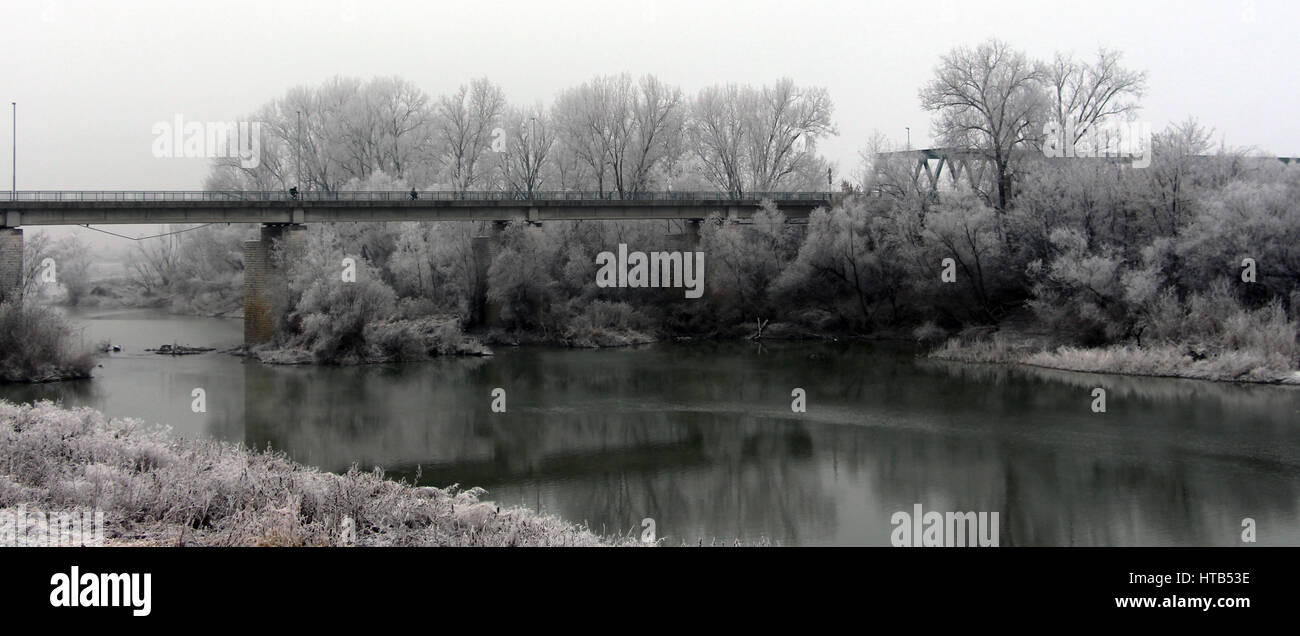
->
[0,400,634,546]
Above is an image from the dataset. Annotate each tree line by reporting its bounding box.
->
[130,40,1295,374]
[205,75,836,197]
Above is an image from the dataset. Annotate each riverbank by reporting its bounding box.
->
[929,333,1300,385]
[478,315,854,349]
[253,316,492,365]
[67,275,243,318]
[253,315,843,363]
[0,400,637,546]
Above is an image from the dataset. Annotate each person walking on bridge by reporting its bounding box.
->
[410,188,418,201]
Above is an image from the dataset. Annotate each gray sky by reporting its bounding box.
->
[3,0,1297,195]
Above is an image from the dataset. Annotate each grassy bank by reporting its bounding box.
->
[930,334,1300,385]
[0,400,636,546]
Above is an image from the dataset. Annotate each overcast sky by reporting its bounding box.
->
[3,0,1297,195]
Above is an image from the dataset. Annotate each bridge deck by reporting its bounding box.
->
[0,191,836,226]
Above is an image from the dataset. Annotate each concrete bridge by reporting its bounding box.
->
[0,190,836,344]
[0,190,834,226]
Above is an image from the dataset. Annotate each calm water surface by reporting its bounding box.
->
[4,307,1300,546]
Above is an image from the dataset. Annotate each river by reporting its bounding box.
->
[3,307,1300,546]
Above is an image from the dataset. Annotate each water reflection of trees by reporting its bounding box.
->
[0,375,103,406]
[908,357,1300,545]
[241,343,1300,545]
[918,357,1300,418]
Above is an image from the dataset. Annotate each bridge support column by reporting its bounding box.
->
[243,223,306,345]
[471,221,507,326]
[0,227,21,304]
[677,219,702,250]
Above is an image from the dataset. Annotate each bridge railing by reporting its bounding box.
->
[5,190,835,203]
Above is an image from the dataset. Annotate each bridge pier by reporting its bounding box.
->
[243,223,306,345]
[674,219,702,250]
[471,221,507,326]
[0,227,21,304]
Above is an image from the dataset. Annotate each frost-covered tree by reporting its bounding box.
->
[689,79,835,196]
[282,225,399,362]
[701,201,798,322]
[435,78,507,192]
[553,74,685,197]
[1045,48,1147,148]
[920,39,1049,211]
[496,105,555,197]
[388,221,480,316]
[204,77,437,192]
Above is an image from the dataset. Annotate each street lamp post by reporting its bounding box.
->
[10,102,15,202]
[296,110,302,193]
[906,126,910,151]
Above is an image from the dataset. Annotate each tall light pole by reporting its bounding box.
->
[10,102,15,202]
[905,126,910,151]
[295,110,302,192]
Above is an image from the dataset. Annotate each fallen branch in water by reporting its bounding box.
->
[145,343,216,356]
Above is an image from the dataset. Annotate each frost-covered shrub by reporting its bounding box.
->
[562,301,656,348]
[363,317,489,359]
[912,321,947,344]
[0,301,96,383]
[276,226,399,363]
[0,400,633,546]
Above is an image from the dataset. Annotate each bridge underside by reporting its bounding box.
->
[0,197,832,227]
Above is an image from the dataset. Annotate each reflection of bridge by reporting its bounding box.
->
[0,190,836,344]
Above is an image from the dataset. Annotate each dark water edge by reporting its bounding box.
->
[3,308,1300,546]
